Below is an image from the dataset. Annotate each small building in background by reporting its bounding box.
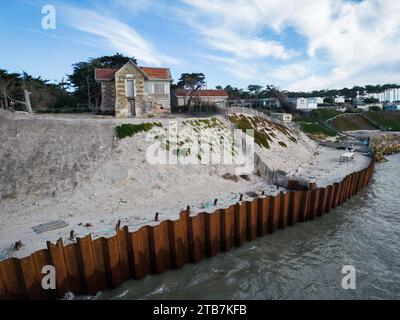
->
[173,89,229,108]
[334,96,346,104]
[287,97,316,110]
[383,103,400,111]
[270,113,293,123]
[364,88,400,102]
[355,102,383,111]
[307,97,323,109]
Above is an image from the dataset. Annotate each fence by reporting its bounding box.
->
[0,158,375,300]
[37,104,99,114]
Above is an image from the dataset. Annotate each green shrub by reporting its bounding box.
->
[116,123,162,139]
[369,106,381,112]
[300,122,337,137]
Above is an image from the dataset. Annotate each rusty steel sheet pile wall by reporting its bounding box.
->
[0,159,376,300]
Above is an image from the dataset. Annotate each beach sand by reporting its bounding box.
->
[0,111,370,259]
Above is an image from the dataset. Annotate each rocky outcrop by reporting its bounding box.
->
[370,133,400,162]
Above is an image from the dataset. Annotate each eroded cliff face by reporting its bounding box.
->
[0,110,117,200]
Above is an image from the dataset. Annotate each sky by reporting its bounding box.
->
[1,0,400,91]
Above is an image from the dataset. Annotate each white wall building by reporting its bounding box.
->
[364,88,400,102]
[271,113,292,123]
[383,103,400,111]
[287,97,316,110]
[356,103,383,111]
[307,97,323,109]
[334,96,345,104]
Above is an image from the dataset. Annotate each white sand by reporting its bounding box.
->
[0,111,370,259]
[291,147,371,187]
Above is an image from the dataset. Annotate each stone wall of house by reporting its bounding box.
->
[114,63,145,118]
[100,81,115,113]
[146,93,171,115]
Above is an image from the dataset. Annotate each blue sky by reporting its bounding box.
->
[1,0,399,91]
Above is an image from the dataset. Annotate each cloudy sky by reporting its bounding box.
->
[1,0,400,91]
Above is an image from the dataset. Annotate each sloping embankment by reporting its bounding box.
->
[0,110,117,200]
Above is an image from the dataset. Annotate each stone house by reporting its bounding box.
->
[95,60,173,117]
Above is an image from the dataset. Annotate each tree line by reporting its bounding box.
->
[217,84,400,100]
[0,53,135,112]
[1,52,399,112]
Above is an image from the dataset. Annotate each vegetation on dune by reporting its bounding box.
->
[116,123,162,139]
[296,109,342,123]
[299,122,337,137]
[182,118,226,130]
[228,114,298,149]
[330,115,377,131]
[148,118,239,160]
[363,111,400,131]
[294,109,341,137]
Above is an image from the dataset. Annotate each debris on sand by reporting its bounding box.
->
[14,241,23,251]
[32,220,68,234]
[222,173,239,182]
[246,192,259,198]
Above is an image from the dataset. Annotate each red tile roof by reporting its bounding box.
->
[95,66,171,81]
[175,89,229,97]
[139,67,171,80]
[94,68,117,81]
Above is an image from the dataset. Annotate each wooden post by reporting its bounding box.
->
[235,202,247,246]
[130,226,152,279]
[47,239,69,297]
[205,211,221,257]
[279,192,290,229]
[299,190,311,222]
[149,221,171,274]
[269,193,281,233]
[169,212,190,269]
[189,213,206,262]
[246,200,258,241]
[0,258,24,300]
[257,196,271,236]
[24,90,32,113]
[77,235,100,295]
[221,206,235,252]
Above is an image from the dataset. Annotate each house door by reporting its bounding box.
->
[130,100,136,116]
[146,100,152,114]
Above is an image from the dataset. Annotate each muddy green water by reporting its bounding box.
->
[92,154,400,300]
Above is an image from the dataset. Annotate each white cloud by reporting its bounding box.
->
[62,6,179,66]
[179,0,298,61]
[180,0,400,91]
[114,0,157,13]
[202,54,263,81]
[270,64,310,82]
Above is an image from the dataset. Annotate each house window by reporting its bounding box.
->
[125,79,135,98]
[154,83,165,94]
[145,82,153,94]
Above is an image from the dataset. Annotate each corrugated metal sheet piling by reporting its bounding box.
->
[0,159,375,300]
